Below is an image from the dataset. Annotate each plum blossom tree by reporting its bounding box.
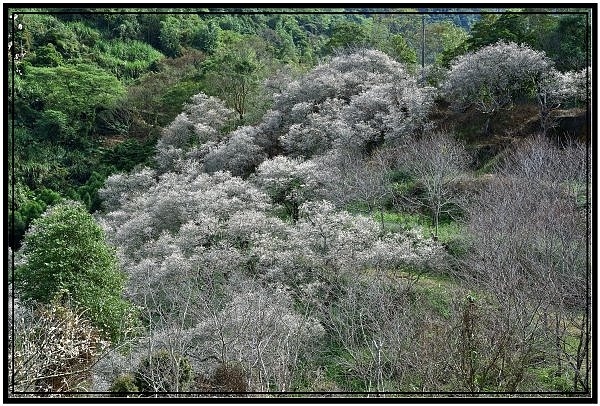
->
[293,200,442,277]
[340,82,436,149]
[257,49,434,158]
[95,58,448,391]
[443,41,553,135]
[197,283,324,391]
[97,164,325,391]
[10,297,109,393]
[533,67,590,135]
[253,155,324,221]
[154,92,234,173]
[98,167,157,212]
[100,168,271,262]
[202,126,266,177]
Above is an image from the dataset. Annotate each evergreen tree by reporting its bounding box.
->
[14,201,137,341]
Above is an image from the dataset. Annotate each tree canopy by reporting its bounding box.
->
[14,201,136,341]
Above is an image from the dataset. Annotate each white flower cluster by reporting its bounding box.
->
[11,303,109,392]
[95,49,448,391]
[270,50,433,158]
[154,92,234,173]
[443,41,552,114]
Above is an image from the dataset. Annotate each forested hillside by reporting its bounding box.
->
[7,7,592,398]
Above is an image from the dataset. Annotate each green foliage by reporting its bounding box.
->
[466,12,589,72]
[66,20,101,47]
[9,182,63,249]
[159,79,205,119]
[77,171,106,212]
[387,34,417,65]
[469,13,530,49]
[136,14,163,49]
[14,201,137,341]
[92,39,164,81]
[25,63,124,113]
[30,43,63,66]
[371,210,427,232]
[10,211,27,248]
[36,109,74,141]
[157,14,218,57]
[535,366,574,392]
[18,198,45,223]
[269,20,301,64]
[36,187,62,206]
[100,138,157,172]
[191,20,220,54]
[320,339,367,392]
[109,14,142,41]
[134,350,194,392]
[428,22,469,66]
[372,209,462,246]
[159,16,182,57]
[468,14,508,50]
[201,37,267,121]
[325,21,370,52]
[110,374,139,394]
[418,285,451,319]
[21,13,80,58]
[546,14,589,71]
[22,63,125,138]
[122,49,204,127]
[422,8,481,30]
[438,40,469,68]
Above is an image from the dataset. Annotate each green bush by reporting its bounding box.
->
[92,39,164,81]
[31,43,63,66]
[14,201,138,341]
[110,374,139,395]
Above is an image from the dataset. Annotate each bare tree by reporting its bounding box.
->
[396,132,470,237]
[321,148,394,231]
[198,283,324,391]
[458,135,590,392]
[316,270,457,392]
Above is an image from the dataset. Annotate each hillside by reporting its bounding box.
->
[7,7,592,399]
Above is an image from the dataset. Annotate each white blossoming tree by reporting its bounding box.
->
[257,49,434,158]
[154,92,234,173]
[443,41,553,135]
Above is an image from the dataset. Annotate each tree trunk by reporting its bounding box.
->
[433,207,440,239]
[484,116,491,137]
